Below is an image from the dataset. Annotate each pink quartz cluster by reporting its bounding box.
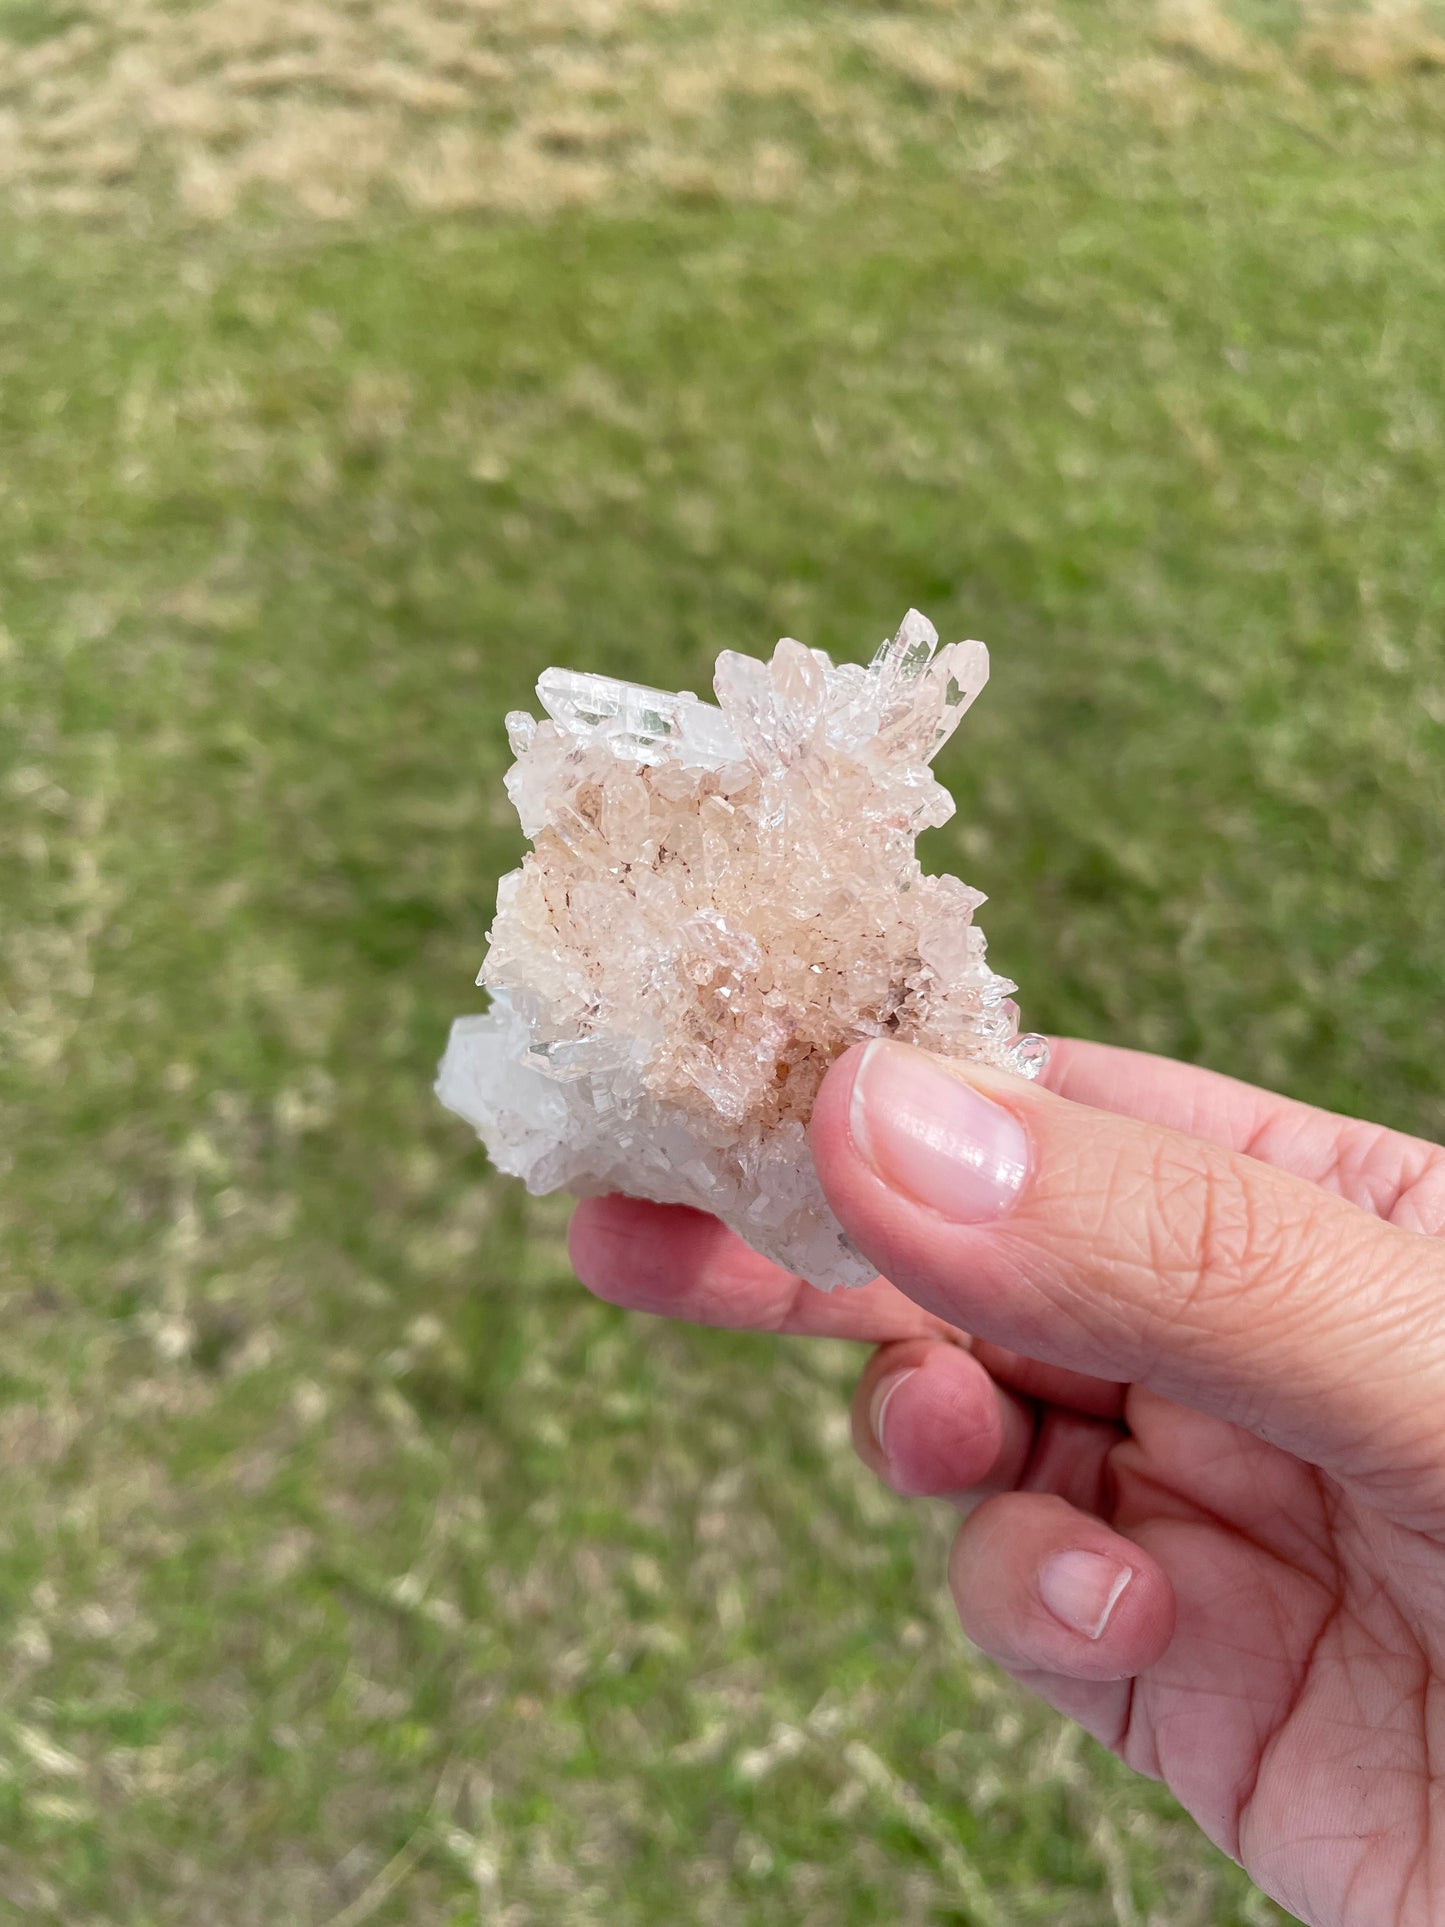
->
[437,610,1044,1287]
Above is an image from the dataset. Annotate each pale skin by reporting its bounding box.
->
[568,1037,1445,1927]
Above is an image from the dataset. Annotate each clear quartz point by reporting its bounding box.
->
[437,611,1043,1290]
[536,667,744,768]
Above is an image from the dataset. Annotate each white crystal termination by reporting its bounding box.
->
[436,611,1046,1288]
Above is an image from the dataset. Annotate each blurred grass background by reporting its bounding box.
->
[2,0,1444,1920]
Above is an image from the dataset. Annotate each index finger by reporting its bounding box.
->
[568,1193,956,1343]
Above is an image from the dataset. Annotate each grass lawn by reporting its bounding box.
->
[2,0,1443,1919]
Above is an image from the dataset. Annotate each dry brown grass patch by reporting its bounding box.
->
[0,0,1105,227]
[1302,1,1445,78]
[0,0,1440,226]
[1155,0,1278,75]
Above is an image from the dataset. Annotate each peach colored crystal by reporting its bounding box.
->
[436,610,1045,1287]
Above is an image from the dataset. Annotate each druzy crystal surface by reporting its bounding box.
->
[436,611,1045,1288]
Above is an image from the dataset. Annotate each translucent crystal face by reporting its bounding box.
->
[437,610,1045,1289]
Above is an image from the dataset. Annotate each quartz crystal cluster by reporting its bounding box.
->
[436,611,1045,1288]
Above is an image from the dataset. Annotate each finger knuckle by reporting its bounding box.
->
[1137,1140,1312,1334]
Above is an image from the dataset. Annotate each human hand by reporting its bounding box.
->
[569,1038,1445,1927]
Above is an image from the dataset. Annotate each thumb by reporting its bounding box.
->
[810,1041,1445,1521]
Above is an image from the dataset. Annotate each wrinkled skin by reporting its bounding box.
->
[570,1039,1445,1927]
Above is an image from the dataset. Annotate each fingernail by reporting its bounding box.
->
[849,1040,1029,1222]
[868,1369,918,1457]
[1038,1549,1133,1640]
